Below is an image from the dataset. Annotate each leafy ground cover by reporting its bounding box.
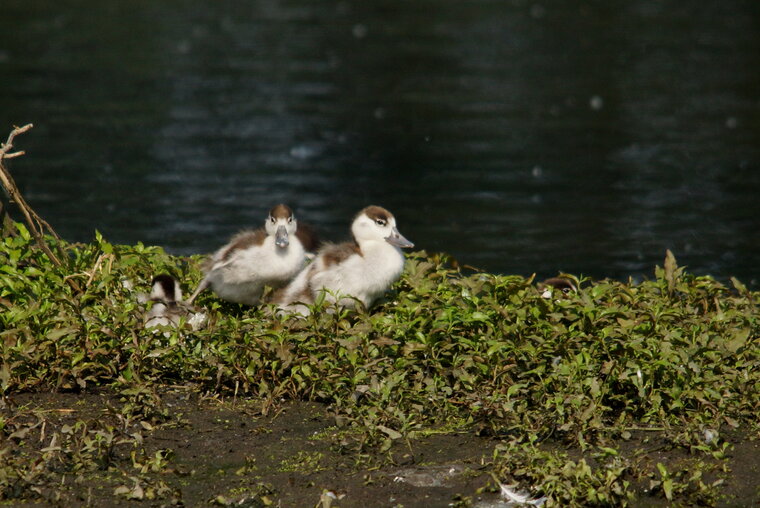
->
[1,223,758,506]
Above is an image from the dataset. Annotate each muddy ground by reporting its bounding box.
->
[3,388,759,507]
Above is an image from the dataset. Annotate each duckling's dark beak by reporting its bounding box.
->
[275,225,289,248]
[385,227,414,248]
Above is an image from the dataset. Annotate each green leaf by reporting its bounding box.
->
[46,327,78,341]
[730,276,747,294]
[377,425,402,440]
[724,328,750,353]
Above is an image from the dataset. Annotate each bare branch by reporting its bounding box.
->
[0,124,81,293]
[0,123,34,159]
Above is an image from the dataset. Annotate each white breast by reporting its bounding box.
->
[309,241,405,310]
[208,237,306,305]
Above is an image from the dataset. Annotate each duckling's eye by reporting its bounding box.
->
[375,219,386,226]
[270,216,276,224]
[287,217,293,224]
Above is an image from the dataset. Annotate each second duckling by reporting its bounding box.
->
[276,205,414,315]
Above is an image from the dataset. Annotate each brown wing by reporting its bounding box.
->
[219,229,267,262]
[295,221,322,252]
[320,241,362,267]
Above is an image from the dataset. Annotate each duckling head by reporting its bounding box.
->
[538,277,578,298]
[145,274,207,331]
[265,204,298,249]
[144,274,182,329]
[352,205,414,249]
[150,273,182,303]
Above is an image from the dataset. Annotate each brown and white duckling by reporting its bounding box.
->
[144,274,205,330]
[188,204,317,305]
[538,277,578,299]
[277,205,414,315]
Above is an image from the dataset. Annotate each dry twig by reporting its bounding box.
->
[0,123,81,293]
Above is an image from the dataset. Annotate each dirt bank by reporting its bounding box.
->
[3,389,758,507]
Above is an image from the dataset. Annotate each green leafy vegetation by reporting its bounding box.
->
[1,223,758,506]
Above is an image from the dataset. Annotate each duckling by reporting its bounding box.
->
[277,205,414,315]
[144,274,206,330]
[188,204,317,305]
[538,276,578,299]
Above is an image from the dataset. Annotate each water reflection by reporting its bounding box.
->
[0,0,758,284]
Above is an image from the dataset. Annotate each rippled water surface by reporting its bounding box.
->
[1,0,759,284]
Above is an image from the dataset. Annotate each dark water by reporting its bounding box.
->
[1,0,759,284]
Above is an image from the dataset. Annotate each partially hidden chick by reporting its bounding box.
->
[538,276,578,299]
[144,274,206,330]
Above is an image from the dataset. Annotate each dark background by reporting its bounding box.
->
[1,0,759,284]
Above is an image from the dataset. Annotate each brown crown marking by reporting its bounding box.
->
[360,205,393,223]
[540,277,578,293]
[269,204,294,220]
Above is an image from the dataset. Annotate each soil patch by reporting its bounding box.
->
[3,389,759,507]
